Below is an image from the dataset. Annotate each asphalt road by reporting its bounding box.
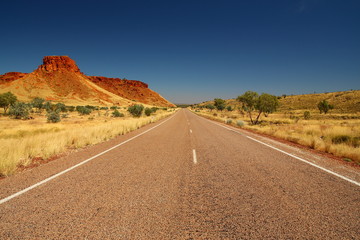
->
[1,109,359,239]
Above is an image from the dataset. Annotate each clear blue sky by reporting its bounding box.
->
[1,0,359,104]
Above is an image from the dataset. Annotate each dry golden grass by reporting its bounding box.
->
[194,108,360,165]
[199,90,360,114]
[0,109,176,176]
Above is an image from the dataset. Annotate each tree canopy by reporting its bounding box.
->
[237,91,278,124]
[0,92,17,114]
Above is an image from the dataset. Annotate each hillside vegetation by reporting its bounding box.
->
[198,90,360,114]
[192,90,360,165]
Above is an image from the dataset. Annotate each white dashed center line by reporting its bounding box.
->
[193,149,197,164]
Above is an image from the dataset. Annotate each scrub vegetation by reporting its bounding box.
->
[192,90,360,165]
[0,94,176,176]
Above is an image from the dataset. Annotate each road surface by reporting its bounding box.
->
[1,109,359,239]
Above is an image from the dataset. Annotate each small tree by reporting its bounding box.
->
[256,93,279,117]
[237,91,259,124]
[112,109,124,117]
[214,98,226,111]
[8,102,30,119]
[47,111,61,123]
[55,103,67,112]
[226,106,233,111]
[144,107,152,116]
[31,97,45,113]
[205,104,215,111]
[237,91,278,125]
[128,104,144,117]
[43,101,53,113]
[0,92,17,114]
[318,100,334,114]
[76,106,92,115]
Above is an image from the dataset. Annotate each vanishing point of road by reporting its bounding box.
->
[1,109,359,239]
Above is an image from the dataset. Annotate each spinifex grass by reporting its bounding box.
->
[0,109,175,176]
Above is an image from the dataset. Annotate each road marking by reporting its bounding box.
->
[193,149,197,164]
[196,113,360,187]
[190,129,192,133]
[0,112,178,205]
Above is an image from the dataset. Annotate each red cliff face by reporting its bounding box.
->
[0,55,175,107]
[88,76,148,88]
[0,72,27,84]
[36,56,81,73]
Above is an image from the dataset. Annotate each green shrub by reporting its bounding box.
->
[100,107,109,110]
[55,103,67,112]
[0,92,17,114]
[112,109,124,117]
[76,106,92,115]
[145,107,152,116]
[43,101,54,113]
[226,119,232,124]
[31,97,45,112]
[237,120,245,127]
[151,107,159,113]
[8,102,30,119]
[110,106,119,110]
[304,111,311,120]
[47,111,61,123]
[128,104,144,117]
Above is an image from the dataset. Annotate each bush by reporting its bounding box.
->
[31,97,45,112]
[110,106,118,110]
[226,106,233,111]
[76,106,92,115]
[0,92,17,114]
[100,107,109,110]
[237,120,245,127]
[43,101,53,113]
[128,104,144,117]
[304,111,311,120]
[8,102,30,119]
[112,109,124,117]
[55,103,67,112]
[47,111,61,123]
[318,100,334,114]
[145,107,152,116]
[151,107,159,113]
[226,119,232,124]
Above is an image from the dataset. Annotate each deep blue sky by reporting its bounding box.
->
[1,0,359,104]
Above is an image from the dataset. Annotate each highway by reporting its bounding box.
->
[1,109,359,239]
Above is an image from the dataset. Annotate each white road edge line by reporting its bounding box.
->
[190,129,192,133]
[193,149,197,164]
[0,112,178,205]
[196,113,360,187]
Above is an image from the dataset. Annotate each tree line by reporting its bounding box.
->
[195,91,335,125]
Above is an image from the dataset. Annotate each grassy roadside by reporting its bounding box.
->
[192,109,360,166]
[0,109,177,177]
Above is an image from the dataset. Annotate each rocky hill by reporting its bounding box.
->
[0,56,175,107]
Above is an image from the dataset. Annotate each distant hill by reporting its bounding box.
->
[0,56,175,107]
[278,91,360,113]
[197,90,360,113]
